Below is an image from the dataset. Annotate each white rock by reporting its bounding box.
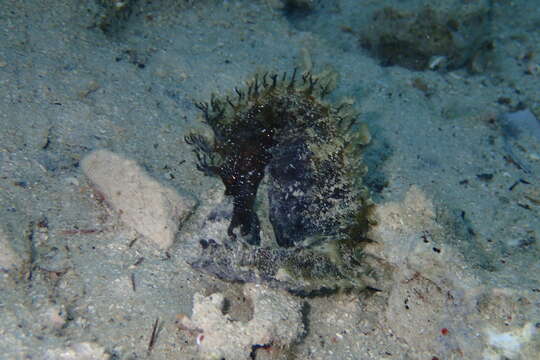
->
[180,283,304,360]
[42,342,109,360]
[40,306,67,330]
[484,322,537,359]
[81,149,196,249]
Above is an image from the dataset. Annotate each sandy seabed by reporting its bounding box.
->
[0,1,539,359]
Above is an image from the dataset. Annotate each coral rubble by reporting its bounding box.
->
[178,284,304,360]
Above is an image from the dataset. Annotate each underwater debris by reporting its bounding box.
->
[186,69,378,293]
[360,4,492,72]
[91,0,136,34]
